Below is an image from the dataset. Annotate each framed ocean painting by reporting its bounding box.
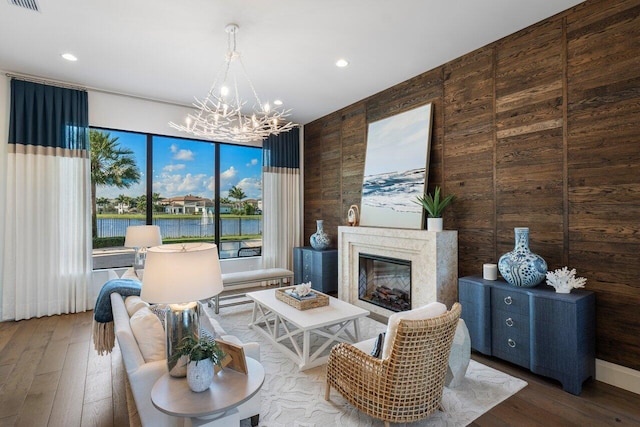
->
[360,103,433,229]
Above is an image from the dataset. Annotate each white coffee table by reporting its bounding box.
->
[247,288,369,370]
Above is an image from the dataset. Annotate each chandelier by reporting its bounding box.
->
[170,24,296,143]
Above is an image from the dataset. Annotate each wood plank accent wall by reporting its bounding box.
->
[303,0,640,371]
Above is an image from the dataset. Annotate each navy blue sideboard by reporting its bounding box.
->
[459,275,595,395]
[293,247,338,293]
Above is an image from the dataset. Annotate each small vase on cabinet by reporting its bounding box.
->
[498,227,547,287]
[310,220,331,250]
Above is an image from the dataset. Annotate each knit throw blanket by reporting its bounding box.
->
[92,279,142,355]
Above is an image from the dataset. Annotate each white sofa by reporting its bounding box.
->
[111,291,261,426]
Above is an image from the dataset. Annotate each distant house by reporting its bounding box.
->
[243,198,261,208]
[116,202,130,214]
[161,195,214,215]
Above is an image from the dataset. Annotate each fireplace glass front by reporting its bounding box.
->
[358,253,411,312]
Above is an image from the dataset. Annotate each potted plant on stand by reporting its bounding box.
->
[415,186,455,232]
[170,336,226,392]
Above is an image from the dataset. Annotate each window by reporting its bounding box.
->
[219,144,263,259]
[151,136,216,244]
[92,129,146,269]
[91,128,262,269]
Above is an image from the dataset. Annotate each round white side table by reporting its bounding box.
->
[151,357,265,426]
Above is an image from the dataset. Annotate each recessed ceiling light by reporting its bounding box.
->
[273,100,283,106]
[336,59,349,68]
[61,53,78,62]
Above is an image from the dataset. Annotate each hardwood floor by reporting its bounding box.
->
[0,311,127,427]
[1,311,639,426]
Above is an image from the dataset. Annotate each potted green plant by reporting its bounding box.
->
[170,336,226,392]
[414,186,455,231]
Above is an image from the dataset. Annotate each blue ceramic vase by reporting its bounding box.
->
[498,227,547,287]
[310,220,331,250]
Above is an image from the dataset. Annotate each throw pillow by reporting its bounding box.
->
[124,296,149,317]
[129,306,166,362]
[381,302,447,360]
[150,304,168,329]
[371,332,385,358]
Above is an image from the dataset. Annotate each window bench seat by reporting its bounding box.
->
[211,268,294,313]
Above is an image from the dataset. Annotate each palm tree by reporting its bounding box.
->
[91,130,141,237]
[136,195,147,213]
[228,186,247,215]
[152,192,164,213]
[228,185,246,204]
[96,197,111,213]
[115,194,130,214]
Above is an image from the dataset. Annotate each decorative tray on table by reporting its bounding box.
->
[275,286,330,310]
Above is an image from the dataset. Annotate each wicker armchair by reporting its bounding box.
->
[325,303,461,427]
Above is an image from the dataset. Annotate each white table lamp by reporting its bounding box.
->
[141,243,224,377]
[124,225,162,272]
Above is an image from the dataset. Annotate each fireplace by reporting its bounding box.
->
[338,226,458,318]
[358,254,411,312]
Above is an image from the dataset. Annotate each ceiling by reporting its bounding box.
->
[0,0,584,125]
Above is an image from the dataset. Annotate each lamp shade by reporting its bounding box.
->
[141,243,223,304]
[124,225,162,248]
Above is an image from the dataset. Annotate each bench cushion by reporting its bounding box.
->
[222,268,293,285]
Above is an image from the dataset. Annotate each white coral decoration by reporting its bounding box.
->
[295,282,312,297]
[545,267,587,294]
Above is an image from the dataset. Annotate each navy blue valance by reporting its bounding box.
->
[9,79,89,150]
[263,127,300,169]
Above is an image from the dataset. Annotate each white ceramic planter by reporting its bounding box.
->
[427,218,443,232]
[187,359,214,392]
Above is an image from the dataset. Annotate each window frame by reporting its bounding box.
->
[91,126,262,261]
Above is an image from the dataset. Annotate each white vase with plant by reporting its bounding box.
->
[170,336,226,392]
[414,186,455,231]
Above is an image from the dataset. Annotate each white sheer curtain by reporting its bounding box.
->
[262,167,301,270]
[2,80,92,321]
[261,129,302,271]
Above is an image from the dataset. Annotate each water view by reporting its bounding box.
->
[96,217,262,239]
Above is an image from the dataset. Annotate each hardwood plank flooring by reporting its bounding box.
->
[1,311,639,426]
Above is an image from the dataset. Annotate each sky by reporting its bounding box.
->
[94,130,262,201]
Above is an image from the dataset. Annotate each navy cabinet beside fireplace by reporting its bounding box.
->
[459,275,595,395]
[293,247,338,294]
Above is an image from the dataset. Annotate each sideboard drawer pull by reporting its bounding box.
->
[504,296,513,305]
[506,318,514,327]
[508,339,516,348]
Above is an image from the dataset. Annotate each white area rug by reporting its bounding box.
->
[208,303,527,427]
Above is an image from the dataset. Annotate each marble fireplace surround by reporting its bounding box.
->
[338,226,458,318]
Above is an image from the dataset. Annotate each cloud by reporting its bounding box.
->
[96,179,146,200]
[206,176,216,192]
[173,149,194,161]
[152,172,212,198]
[220,166,237,187]
[178,173,206,192]
[235,177,262,200]
[163,164,185,172]
[246,158,259,167]
[170,144,178,153]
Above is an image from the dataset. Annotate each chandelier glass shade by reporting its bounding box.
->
[170,24,296,143]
